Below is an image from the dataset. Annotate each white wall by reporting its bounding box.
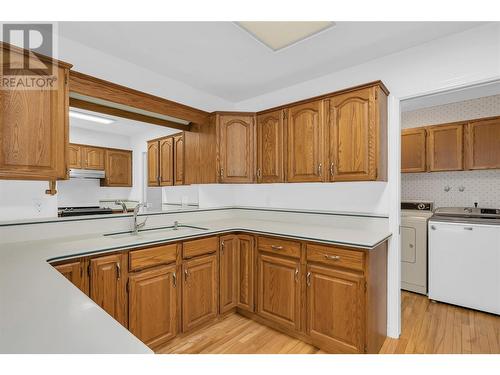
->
[401,94,500,208]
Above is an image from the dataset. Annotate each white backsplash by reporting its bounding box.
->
[402,94,500,208]
[402,170,500,208]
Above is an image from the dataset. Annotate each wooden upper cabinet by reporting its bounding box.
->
[174,134,184,185]
[82,146,105,170]
[257,253,301,331]
[89,253,128,327]
[159,137,174,186]
[307,264,365,353]
[329,87,386,181]
[53,259,89,295]
[68,144,82,169]
[427,123,464,172]
[218,114,254,183]
[466,117,500,170]
[219,235,238,313]
[102,149,132,187]
[0,45,71,180]
[256,110,284,183]
[401,128,427,173]
[182,253,218,332]
[286,100,326,182]
[147,140,159,186]
[237,234,255,312]
[128,264,177,348]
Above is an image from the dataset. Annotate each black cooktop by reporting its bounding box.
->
[58,206,113,217]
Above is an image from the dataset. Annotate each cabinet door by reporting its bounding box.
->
[307,264,365,353]
[401,128,427,172]
[174,134,184,185]
[257,253,300,331]
[147,141,159,186]
[237,235,255,312]
[427,123,464,171]
[89,253,127,327]
[159,137,174,186]
[219,235,238,313]
[182,254,218,332]
[129,264,177,348]
[68,144,82,169]
[218,114,254,183]
[466,117,500,170]
[286,100,326,182]
[103,149,132,187]
[53,259,89,295]
[256,110,284,183]
[329,88,375,181]
[82,146,105,170]
[0,55,69,180]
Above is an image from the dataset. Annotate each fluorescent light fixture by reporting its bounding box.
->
[237,21,335,51]
[69,110,115,125]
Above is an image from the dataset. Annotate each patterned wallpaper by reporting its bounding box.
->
[401,94,500,208]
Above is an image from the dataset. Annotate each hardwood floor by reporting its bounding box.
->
[156,291,499,354]
[156,313,324,354]
[380,291,500,354]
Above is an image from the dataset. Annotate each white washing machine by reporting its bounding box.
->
[401,201,433,294]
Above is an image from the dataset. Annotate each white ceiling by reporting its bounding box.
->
[58,21,486,102]
[69,107,176,137]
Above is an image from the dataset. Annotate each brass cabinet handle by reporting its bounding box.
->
[116,262,121,279]
[306,272,311,287]
[257,168,262,179]
[294,269,299,282]
[271,245,283,250]
[184,269,189,282]
[220,168,224,179]
[324,254,341,261]
[221,240,225,255]
[172,272,177,288]
[330,162,335,177]
[318,163,322,176]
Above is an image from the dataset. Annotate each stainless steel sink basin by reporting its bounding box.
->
[104,224,209,238]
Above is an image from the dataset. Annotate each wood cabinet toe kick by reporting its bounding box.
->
[51,233,388,354]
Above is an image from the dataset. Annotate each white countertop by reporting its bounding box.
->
[0,208,391,354]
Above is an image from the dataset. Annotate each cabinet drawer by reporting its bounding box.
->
[306,244,364,271]
[183,237,218,259]
[129,243,177,271]
[258,236,301,259]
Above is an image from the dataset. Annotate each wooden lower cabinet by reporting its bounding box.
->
[182,253,218,332]
[219,235,238,313]
[307,264,365,353]
[237,235,255,312]
[89,253,128,327]
[51,235,387,353]
[53,259,89,295]
[257,253,301,331]
[128,264,177,348]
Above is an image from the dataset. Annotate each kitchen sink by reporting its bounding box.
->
[104,224,209,238]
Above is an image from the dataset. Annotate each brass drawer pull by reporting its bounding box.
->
[172,272,177,287]
[324,254,341,261]
[294,269,299,282]
[271,245,283,250]
[306,272,311,287]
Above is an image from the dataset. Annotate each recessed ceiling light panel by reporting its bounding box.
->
[237,21,335,51]
[69,110,115,125]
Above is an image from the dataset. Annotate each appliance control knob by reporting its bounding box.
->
[417,203,425,210]
[430,225,436,230]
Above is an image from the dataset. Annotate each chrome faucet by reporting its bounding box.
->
[132,203,148,235]
[114,200,128,213]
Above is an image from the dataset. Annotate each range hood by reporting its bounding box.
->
[69,168,105,179]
